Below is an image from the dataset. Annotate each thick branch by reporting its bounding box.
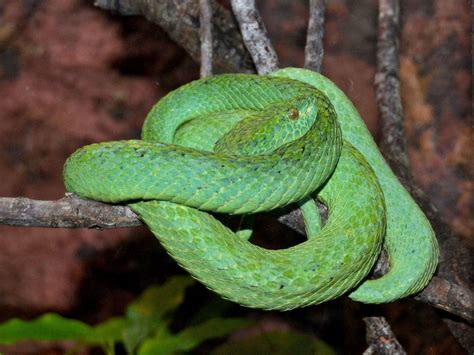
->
[199,0,213,77]
[304,0,327,72]
[230,0,279,74]
[363,317,406,355]
[94,0,254,73]
[416,276,474,323]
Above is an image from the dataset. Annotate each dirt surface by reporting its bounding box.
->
[0,0,471,353]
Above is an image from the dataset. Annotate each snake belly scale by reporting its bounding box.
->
[63,68,438,310]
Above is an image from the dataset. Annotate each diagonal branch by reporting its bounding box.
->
[230,0,279,74]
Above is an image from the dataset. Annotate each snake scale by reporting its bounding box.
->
[64,68,439,310]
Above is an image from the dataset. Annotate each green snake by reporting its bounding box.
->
[64,68,439,310]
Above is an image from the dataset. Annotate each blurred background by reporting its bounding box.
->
[0,0,471,353]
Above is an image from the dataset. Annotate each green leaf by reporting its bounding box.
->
[126,276,195,320]
[88,317,127,343]
[0,313,93,344]
[138,317,252,355]
[212,330,336,355]
[0,276,196,354]
[123,276,195,354]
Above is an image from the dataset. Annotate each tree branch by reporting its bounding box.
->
[0,195,141,229]
[416,276,474,323]
[304,0,327,72]
[199,0,213,77]
[230,0,279,74]
[94,0,255,73]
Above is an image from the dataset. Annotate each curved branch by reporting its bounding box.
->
[94,0,255,73]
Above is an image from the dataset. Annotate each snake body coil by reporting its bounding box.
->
[64,68,438,310]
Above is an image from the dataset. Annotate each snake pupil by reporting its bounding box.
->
[288,108,299,120]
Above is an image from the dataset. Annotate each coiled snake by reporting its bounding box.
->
[64,68,438,310]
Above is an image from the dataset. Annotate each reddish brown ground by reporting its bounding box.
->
[0,0,471,353]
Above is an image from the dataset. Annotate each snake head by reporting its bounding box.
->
[214,96,320,156]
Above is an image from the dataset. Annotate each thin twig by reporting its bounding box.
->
[363,317,406,355]
[94,0,255,73]
[199,0,213,77]
[230,0,279,74]
[304,0,327,72]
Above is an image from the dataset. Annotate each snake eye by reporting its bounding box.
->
[288,108,299,120]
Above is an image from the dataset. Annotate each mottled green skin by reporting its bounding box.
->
[63,68,438,309]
